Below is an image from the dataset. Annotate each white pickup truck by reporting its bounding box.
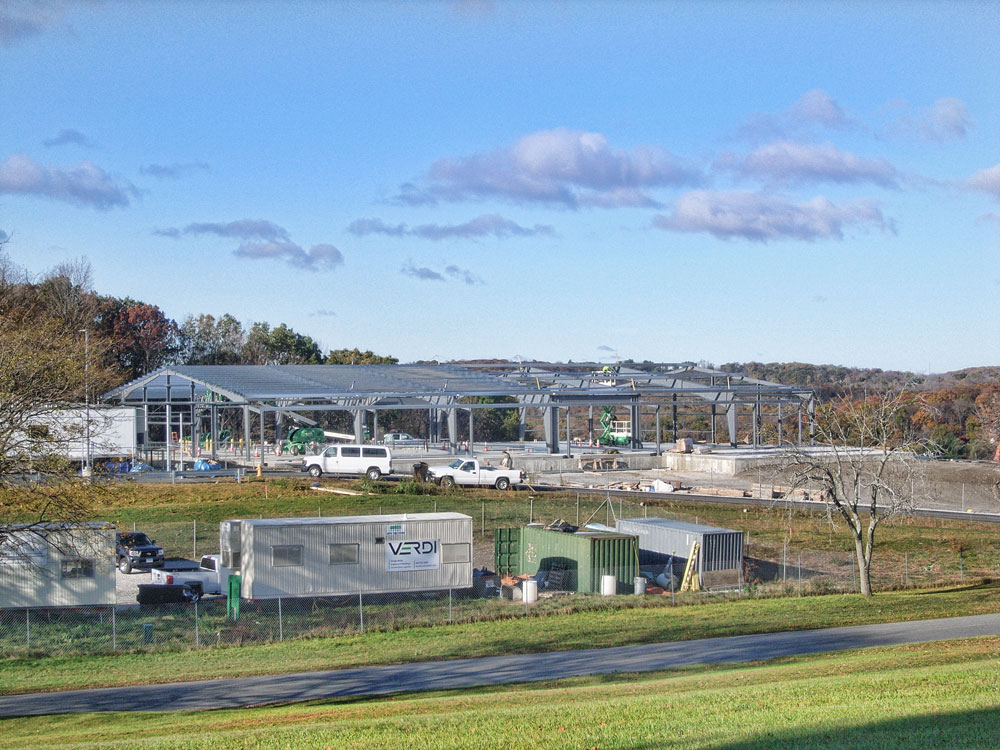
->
[149,555,232,600]
[428,458,524,490]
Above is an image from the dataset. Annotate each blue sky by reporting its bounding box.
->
[1,0,998,372]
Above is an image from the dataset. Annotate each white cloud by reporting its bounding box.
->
[737,90,856,141]
[157,217,343,271]
[349,213,554,239]
[0,1,66,47]
[881,97,974,142]
[181,219,290,241]
[966,163,1000,200]
[788,89,851,128]
[234,241,344,271]
[654,190,890,242]
[401,262,445,282]
[0,154,133,209]
[43,128,96,148]
[444,265,484,285]
[140,162,210,179]
[716,142,899,187]
[401,261,484,285]
[398,128,701,208]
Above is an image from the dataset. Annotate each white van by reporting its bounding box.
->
[301,444,393,480]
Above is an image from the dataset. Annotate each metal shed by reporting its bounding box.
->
[495,525,638,594]
[0,524,115,608]
[615,517,744,575]
[233,512,473,599]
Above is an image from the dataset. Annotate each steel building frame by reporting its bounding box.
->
[100,362,814,463]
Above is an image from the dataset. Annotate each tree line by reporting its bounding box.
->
[0,254,397,391]
[720,361,1000,460]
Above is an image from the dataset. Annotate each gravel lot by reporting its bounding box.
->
[115,568,149,605]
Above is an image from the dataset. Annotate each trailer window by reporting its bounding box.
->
[341,447,361,457]
[441,543,470,564]
[60,559,95,578]
[271,545,303,567]
[329,543,359,565]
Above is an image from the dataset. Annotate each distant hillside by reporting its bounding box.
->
[720,362,1000,392]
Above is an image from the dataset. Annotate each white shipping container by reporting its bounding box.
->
[236,512,473,599]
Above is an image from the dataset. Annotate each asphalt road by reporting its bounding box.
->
[3,613,999,717]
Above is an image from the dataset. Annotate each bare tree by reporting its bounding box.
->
[0,318,98,555]
[780,388,923,596]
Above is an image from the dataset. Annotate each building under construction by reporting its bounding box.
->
[100,361,815,466]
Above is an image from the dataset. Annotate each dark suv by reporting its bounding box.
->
[115,531,165,573]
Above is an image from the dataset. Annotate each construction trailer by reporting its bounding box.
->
[220,513,473,600]
[615,517,744,584]
[56,406,146,462]
[494,525,639,594]
[0,523,116,608]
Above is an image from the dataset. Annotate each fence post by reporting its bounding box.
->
[112,606,117,651]
[797,552,802,596]
[359,591,364,632]
[195,602,199,648]
[670,550,675,605]
[278,597,283,642]
[529,496,534,524]
[481,502,485,537]
[576,494,580,526]
[25,609,30,651]
[904,552,909,587]
[193,520,197,559]
[449,589,453,624]
[783,541,787,582]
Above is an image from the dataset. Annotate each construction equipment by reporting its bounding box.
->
[599,407,631,447]
[283,427,326,455]
[679,540,701,592]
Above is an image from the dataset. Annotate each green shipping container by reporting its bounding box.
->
[498,525,638,594]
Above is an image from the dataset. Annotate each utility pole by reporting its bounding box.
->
[79,329,91,477]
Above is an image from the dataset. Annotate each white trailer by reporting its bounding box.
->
[223,512,473,599]
[0,523,115,607]
[54,406,145,461]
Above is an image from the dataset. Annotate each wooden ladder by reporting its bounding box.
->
[680,540,701,592]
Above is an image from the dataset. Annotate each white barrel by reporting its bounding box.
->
[633,576,647,595]
[523,579,538,604]
[601,574,617,596]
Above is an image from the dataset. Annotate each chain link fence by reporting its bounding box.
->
[4,491,998,658]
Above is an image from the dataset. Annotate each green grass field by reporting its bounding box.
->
[3,637,998,749]
[3,582,998,695]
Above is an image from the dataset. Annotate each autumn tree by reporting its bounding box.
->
[780,388,924,596]
[97,298,181,379]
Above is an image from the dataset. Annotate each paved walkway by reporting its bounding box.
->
[2,613,999,717]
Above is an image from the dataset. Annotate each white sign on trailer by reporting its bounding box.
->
[386,539,439,572]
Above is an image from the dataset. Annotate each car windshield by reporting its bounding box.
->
[448,459,464,469]
[120,532,153,546]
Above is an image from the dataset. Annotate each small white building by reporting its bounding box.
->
[55,406,145,462]
[221,513,473,599]
[0,524,116,607]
